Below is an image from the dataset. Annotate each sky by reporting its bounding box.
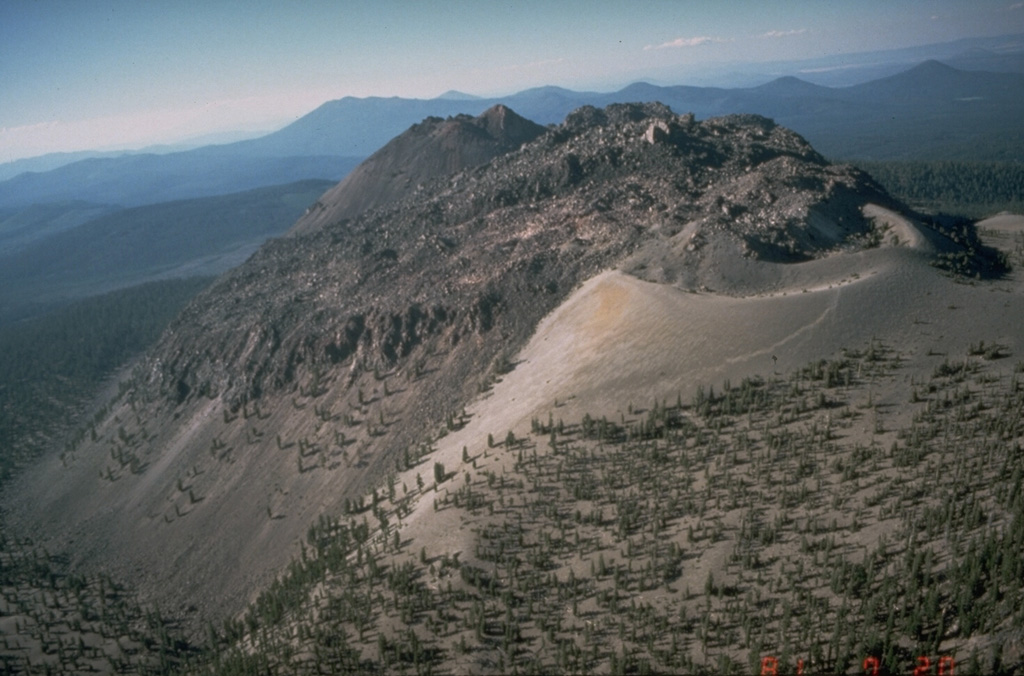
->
[2,0,1023,163]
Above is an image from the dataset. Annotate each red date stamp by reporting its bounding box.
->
[760,655,955,675]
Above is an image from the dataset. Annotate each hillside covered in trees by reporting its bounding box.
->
[857,161,1024,219]
[0,277,213,480]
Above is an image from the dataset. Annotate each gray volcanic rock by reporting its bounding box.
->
[289,104,546,235]
[19,102,994,622]
[619,113,902,292]
[150,103,908,480]
[156,102,906,418]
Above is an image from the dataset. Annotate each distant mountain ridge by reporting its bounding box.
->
[0,151,358,210]
[1,59,1021,212]
[0,201,120,257]
[229,59,1024,162]
[844,59,1024,102]
[0,180,333,322]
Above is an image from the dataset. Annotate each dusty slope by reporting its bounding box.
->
[0,105,1006,637]
[977,212,1024,261]
[977,212,1024,233]
[405,215,1024,540]
[167,212,1024,675]
[7,209,1020,631]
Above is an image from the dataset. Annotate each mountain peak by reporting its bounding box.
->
[846,58,1019,103]
[617,81,664,95]
[435,89,481,100]
[885,59,966,84]
[513,84,579,98]
[910,58,959,73]
[753,75,826,95]
[288,105,545,236]
[475,104,544,144]
[170,104,904,412]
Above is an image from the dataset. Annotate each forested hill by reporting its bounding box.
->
[0,277,213,481]
[0,180,333,324]
[857,161,1024,218]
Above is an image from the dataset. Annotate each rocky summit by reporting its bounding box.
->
[288,104,546,236]
[155,103,902,416]
[142,104,906,483]
[7,102,994,627]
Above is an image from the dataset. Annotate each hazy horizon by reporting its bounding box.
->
[2,0,1023,164]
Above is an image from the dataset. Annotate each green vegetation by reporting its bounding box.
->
[0,278,215,675]
[163,340,1024,674]
[3,337,1023,673]
[857,160,1024,219]
[0,277,212,480]
[0,534,200,674]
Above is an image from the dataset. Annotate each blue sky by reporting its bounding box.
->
[1,0,1022,162]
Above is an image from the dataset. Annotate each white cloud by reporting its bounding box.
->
[644,36,729,51]
[1008,2,1024,9]
[761,29,807,38]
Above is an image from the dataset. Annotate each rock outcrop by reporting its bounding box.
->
[154,103,907,418]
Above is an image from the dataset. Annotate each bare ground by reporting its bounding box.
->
[3,210,1024,673]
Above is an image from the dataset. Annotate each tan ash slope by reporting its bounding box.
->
[404,217,1024,557]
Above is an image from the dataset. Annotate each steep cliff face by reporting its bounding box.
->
[288,104,546,236]
[8,103,956,622]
